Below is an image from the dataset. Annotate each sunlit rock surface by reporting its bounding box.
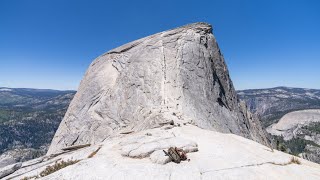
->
[48,22,267,154]
[3,125,320,179]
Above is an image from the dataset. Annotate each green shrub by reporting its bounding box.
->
[274,136,307,155]
[302,122,320,134]
[290,156,301,165]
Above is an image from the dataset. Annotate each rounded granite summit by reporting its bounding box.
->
[48,22,267,154]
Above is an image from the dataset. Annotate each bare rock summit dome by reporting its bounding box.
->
[48,22,267,154]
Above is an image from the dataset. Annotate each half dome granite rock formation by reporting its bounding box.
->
[48,22,268,154]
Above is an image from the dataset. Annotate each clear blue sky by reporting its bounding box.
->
[1,0,319,90]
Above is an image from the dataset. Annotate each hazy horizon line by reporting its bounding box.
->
[2,85,320,92]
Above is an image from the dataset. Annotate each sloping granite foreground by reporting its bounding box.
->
[3,124,320,180]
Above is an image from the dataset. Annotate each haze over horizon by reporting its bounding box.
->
[1,0,319,90]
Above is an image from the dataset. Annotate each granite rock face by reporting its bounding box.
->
[48,22,268,154]
[267,109,320,141]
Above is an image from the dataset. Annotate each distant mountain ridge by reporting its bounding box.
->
[238,86,320,127]
[0,87,75,166]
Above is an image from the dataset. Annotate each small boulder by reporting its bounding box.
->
[183,146,199,153]
[121,136,197,158]
[0,162,22,179]
[150,150,171,165]
[0,156,16,168]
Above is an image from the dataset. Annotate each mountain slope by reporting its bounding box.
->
[0,88,75,165]
[48,22,268,154]
[267,109,320,163]
[238,87,320,164]
[238,87,320,127]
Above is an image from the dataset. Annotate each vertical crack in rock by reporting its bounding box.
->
[161,39,167,106]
